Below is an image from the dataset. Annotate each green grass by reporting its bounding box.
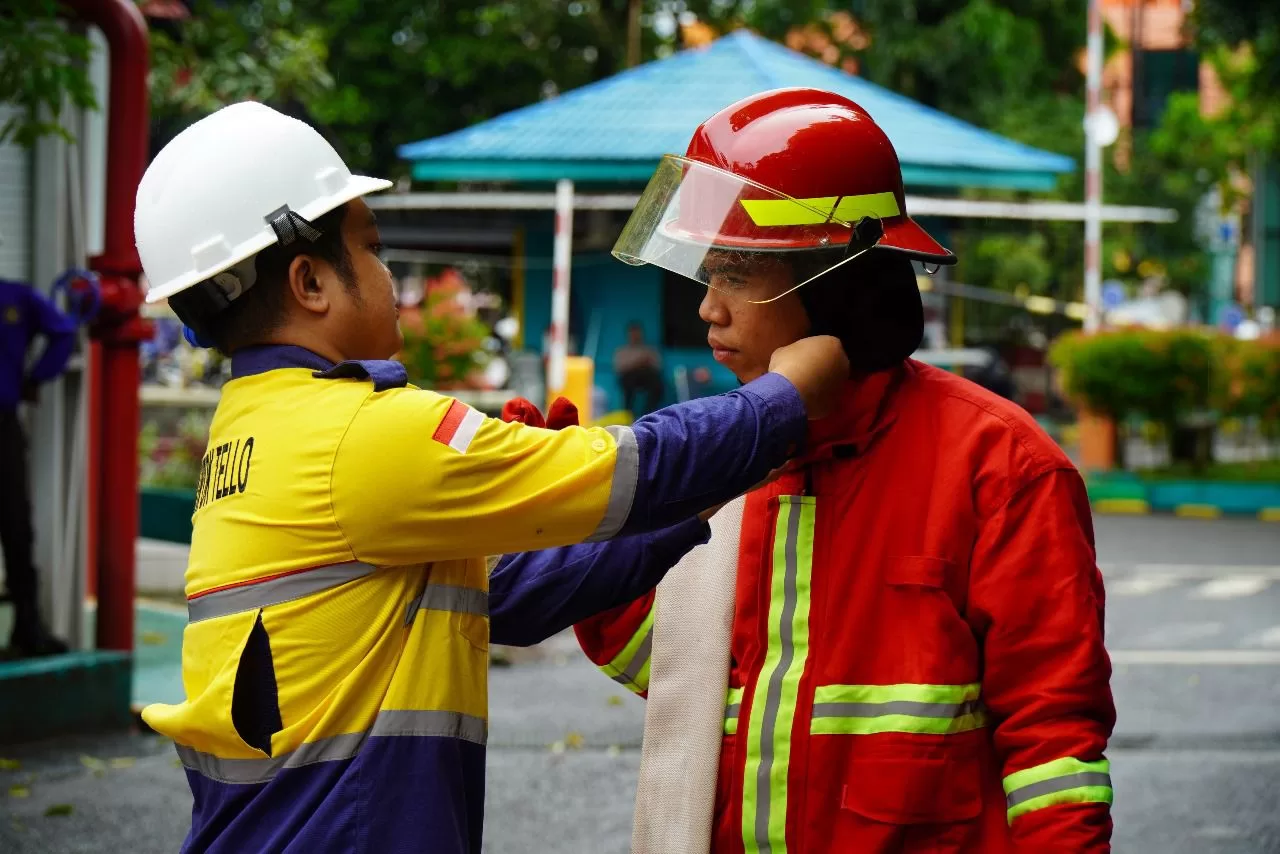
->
[1135,458,1280,482]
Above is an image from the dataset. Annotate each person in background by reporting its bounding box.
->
[614,321,664,415]
[0,278,75,657]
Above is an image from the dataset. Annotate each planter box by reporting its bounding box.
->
[139,487,196,544]
[1145,481,1280,514]
[1085,472,1280,518]
[0,651,133,743]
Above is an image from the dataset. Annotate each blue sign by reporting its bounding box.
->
[1220,303,1244,331]
[1101,281,1125,310]
[1218,221,1237,246]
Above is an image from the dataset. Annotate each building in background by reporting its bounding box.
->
[1098,0,1279,313]
[392,30,1077,414]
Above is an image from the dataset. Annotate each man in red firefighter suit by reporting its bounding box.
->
[574,88,1116,852]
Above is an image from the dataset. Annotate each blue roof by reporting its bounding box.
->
[399,30,1075,191]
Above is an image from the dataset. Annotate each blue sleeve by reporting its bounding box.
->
[489,516,710,647]
[610,371,804,538]
[25,288,76,384]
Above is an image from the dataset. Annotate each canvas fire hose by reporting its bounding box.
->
[631,496,745,854]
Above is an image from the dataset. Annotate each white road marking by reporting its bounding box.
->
[1108,575,1181,596]
[1110,649,1280,665]
[1100,563,1280,579]
[1131,622,1224,646]
[1190,576,1272,600]
[1241,625,1280,648]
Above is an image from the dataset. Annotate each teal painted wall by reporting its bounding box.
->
[522,229,739,413]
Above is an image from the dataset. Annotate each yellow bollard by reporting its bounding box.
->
[548,356,594,424]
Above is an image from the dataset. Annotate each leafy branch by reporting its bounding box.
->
[0,0,98,147]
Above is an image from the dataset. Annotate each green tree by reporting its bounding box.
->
[146,1,832,176]
[1190,0,1280,163]
[0,0,97,146]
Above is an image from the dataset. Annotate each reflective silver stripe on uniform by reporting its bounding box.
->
[174,710,488,785]
[725,703,741,734]
[1005,772,1113,808]
[371,709,488,744]
[586,426,639,542]
[609,625,652,687]
[187,561,376,623]
[404,584,490,625]
[812,699,984,719]
[747,498,807,853]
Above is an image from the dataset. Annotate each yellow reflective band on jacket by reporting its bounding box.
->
[809,682,988,736]
[1003,756,1113,823]
[739,192,902,227]
[600,608,654,695]
[741,495,816,854]
[724,686,744,735]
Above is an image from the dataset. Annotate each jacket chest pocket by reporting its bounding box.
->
[881,556,978,679]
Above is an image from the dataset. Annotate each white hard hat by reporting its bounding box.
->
[136,101,392,304]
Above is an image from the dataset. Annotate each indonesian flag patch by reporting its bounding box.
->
[432,399,485,454]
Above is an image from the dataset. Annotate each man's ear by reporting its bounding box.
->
[286,254,329,317]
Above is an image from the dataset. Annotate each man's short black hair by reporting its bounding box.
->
[169,203,354,355]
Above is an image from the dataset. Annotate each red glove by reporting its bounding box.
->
[500,396,579,430]
[500,397,546,428]
[545,397,579,430]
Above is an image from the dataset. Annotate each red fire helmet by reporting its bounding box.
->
[613,87,955,303]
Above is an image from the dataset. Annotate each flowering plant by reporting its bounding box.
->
[398,268,492,391]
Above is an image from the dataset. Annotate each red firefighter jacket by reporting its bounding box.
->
[576,361,1115,853]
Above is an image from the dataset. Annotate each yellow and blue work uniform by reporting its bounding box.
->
[142,344,805,854]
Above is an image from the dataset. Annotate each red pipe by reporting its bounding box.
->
[85,340,101,600]
[63,0,151,652]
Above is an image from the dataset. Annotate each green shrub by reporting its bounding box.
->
[1048,328,1253,471]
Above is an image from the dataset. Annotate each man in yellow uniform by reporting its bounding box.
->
[133,102,848,854]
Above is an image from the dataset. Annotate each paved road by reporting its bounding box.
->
[2,515,1278,853]
[1093,515,1280,854]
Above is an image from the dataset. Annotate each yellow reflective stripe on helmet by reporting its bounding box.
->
[739,197,838,226]
[1003,757,1113,822]
[741,496,816,854]
[598,607,654,695]
[739,192,901,227]
[810,682,986,736]
[832,192,900,223]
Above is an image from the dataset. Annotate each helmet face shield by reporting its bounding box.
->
[612,155,885,304]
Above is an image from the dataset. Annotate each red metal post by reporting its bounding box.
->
[62,0,151,651]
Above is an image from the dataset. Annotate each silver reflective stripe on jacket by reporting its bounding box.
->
[187,561,377,623]
[404,583,490,625]
[174,710,488,785]
[586,426,639,542]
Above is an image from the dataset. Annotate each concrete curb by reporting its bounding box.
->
[1091,499,1280,521]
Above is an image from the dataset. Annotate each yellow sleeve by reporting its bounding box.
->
[330,387,636,566]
